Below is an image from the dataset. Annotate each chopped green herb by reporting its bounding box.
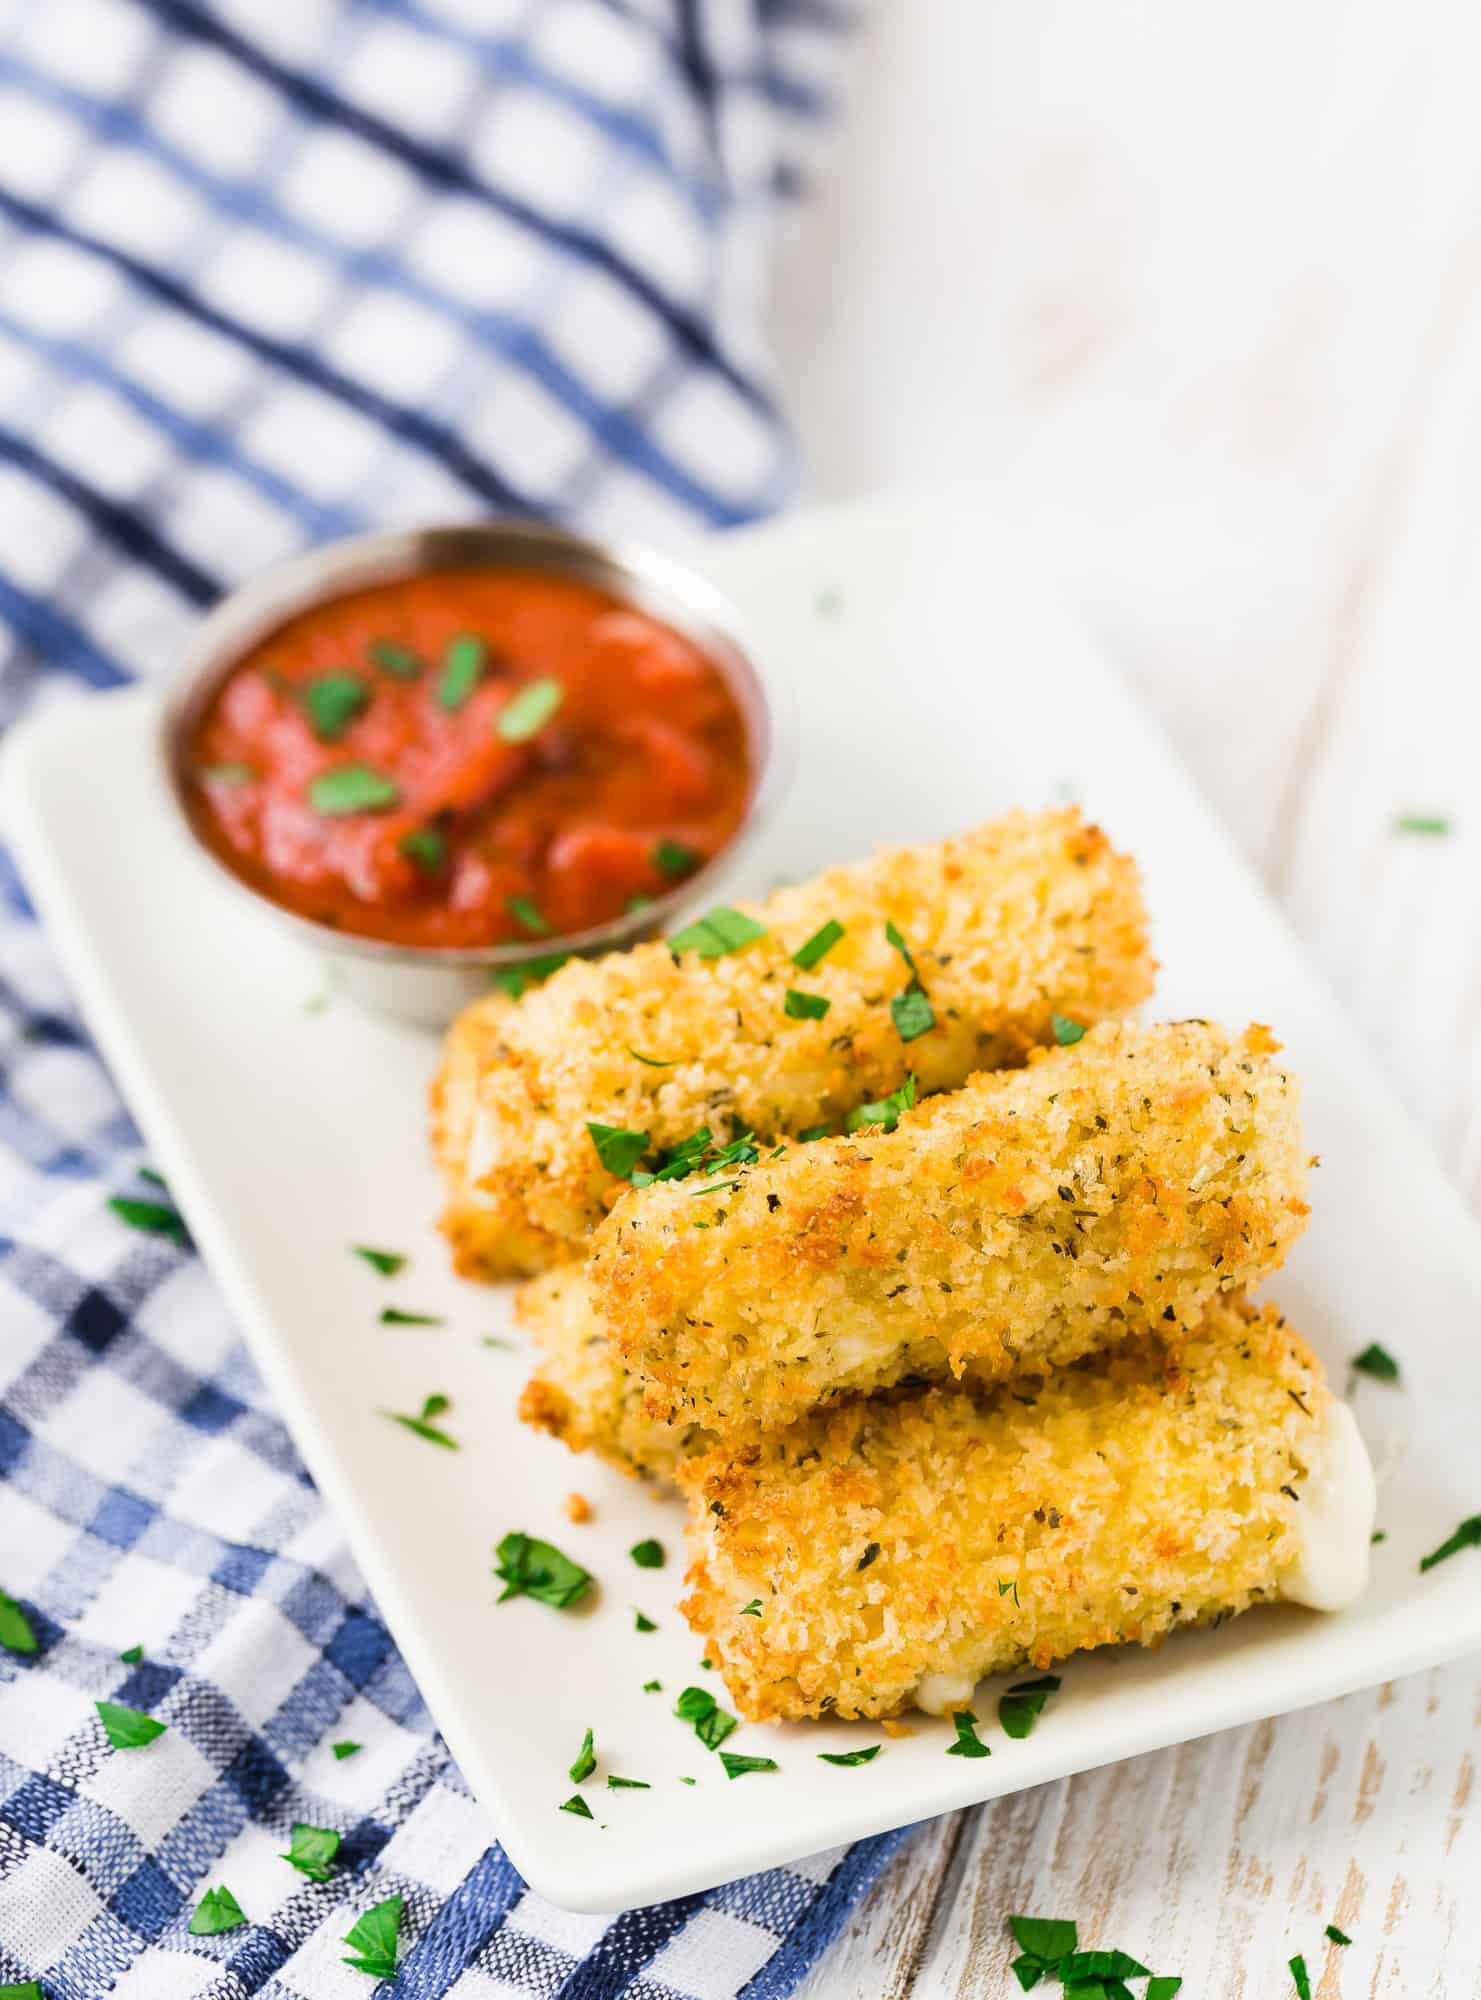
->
[189,1883,246,1936]
[720,1752,777,1780]
[300,671,369,742]
[845,1075,917,1134]
[999,1674,1061,1739]
[792,920,845,971]
[399,826,447,873]
[674,1685,737,1751]
[0,1589,39,1656]
[945,1709,990,1759]
[354,1245,406,1278]
[891,986,935,1042]
[1325,1925,1351,1946]
[333,1740,362,1760]
[740,1599,763,1616]
[379,1307,442,1326]
[1059,1949,1149,1980]
[669,905,767,957]
[1289,1952,1311,2000]
[1051,1014,1086,1046]
[1353,1342,1400,1383]
[481,1335,513,1350]
[644,1679,661,1692]
[608,1775,650,1789]
[630,1539,665,1569]
[1372,1531,1387,1544]
[785,988,831,1021]
[368,638,425,680]
[560,1793,594,1819]
[628,1047,675,1067]
[96,1699,166,1749]
[1009,1916,1078,1967]
[492,951,569,998]
[495,1532,593,1609]
[508,894,550,936]
[437,634,486,711]
[1420,1515,1481,1571]
[1146,1981,1183,1999]
[883,919,918,974]
[384,1395,458,1450]
[654,838,700,879]
[197,761,256,786]
[679,1775,696,1785]
[343,1893,403,1978]
[635,1610,658,1633]
[798,1123,832,1143]
[138,1167,167,1188]
[498,676,563,742]
[1396,814,1450,835]
[819,1744,881,1767]
[281,1821,341,1880]
[857,1543,880,1571]
[569,1727,596,1783]
[119,1644,143,1664]
[108,1196,187,1245]
[309,764,401,816]
[587,1121,651,1180]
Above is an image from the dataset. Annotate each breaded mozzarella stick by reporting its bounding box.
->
[593,1020,1310,1436]
[434,809,1153,1277]
[678,1300,1373,1722]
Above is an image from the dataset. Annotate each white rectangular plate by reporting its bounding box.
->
[5,496,1480,1914]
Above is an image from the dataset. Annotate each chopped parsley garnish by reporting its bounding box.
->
[300,671,369,742]
[635,1611,657,1633]
[379,1307,442,1326]
[108,1196,187,1245]
[560,1793,593,1819]
[498,676,563,742]
[333,1740,362,1760]
[1420,1514,1481,1571]
[587,1121,652,1180]
[668,906,767,957]
[1372,1530,1387,1544]
[493,951,569,997]
[798,1123,832,1143]
[644,1680,661,1692]
[1147,1981,1184,1999]
[569,1727,596,1782]
[719,1752,777,1780]
[1009,1915,1079,1980]
[1289,1952,1311,2000]
[1058,1949,1149,1981]
[857,1543,880,1572]
[1395,813,1450,835]
[674,1685,737,1751]
[96,1699,166,1749]
[282,1821,341,1880]
[197,761,256,786]
[354,1245,406,1277]
[189,1884,246,1935]
[309,764,401,816]
[654,838,700,879]
[138,1167,167,1188]
[819,1744,881,1766]
[884,919,919,976]
[495,1532,593,1609]
[999,1673,1061,1739]
[740,1600,762,1616]
[384,1394,458,1449]
[679,1775,696,1785]
[399,826,447,873]
[785,988,831,1020]
[628,1047,675,1067]
[437,634,486,711]
[792,920,844,970]
[0,1589,39,1656]
[343,1893,403,1978]
[119,1644,143,1664]
[368,638,425,680]
[890,985,935,1041]
[630,1539,665,1569]
[607,1775,650,1789]
[1352,1341,1400,1383]
[507,893,550,936]
[845,1075,917,1134]
[945,1710,990,1758]
[1051,1014,1087,1046]
[1325,1925,1352,1945]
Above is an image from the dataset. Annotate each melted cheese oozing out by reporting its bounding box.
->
[915,1672,978,1716]
[1280,1399,1377,1612]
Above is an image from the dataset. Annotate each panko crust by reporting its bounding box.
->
[678,1297,1328,1721]
[432,810,1154,1278]
[593,1019,1310,1435]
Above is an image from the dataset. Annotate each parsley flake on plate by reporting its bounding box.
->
[945,1710,991,1759]
[999,1673,1061,1739]
[719,1751,777,1780]
[1326,1924,1352,1945]
[282,1821,341,1881]
[1289,1952,1311,2000]
[400,826,447,874]
[1059,1948,1149,1981]
[333,1740,362,1761]
[0,1589,39,1656]
[1009,1914,1078,1973]
[654,838,699,879]
[560,1793,594,1819]
[845,1075,917,1134]
[668,906,767,957]
[1420,1514,1481,1571]
[792,919,844,970]
[437,634,486,712]
[379,1306,442,1326]
[309,764,401,816]
[498,676,563,742]
[785,988,831,1021]
[368,638,425,680]
[1051,1014,1087,1046]
[119,1644,143,1664]
[495,1532,593,1609]
[1395,813,1450,835]
[630,1538,665,1569]
[569,1727,596,1782]
[608,1775,650,1789]
[643,1680,661,1693]
[508,893,550,936]
[674,1685,737,1751]
[635,1610,658,1633]
[818,1744,881,1767]
[587,1121,652,1180]
[353,1245,406,1277]
[108,1196,188,1245]
[343,1893,403,1979]
[189,1884,246,1936]
[383,1394,458,1449]
[300,671,369,743]
[96,1700,166,1749]
[1146,1980,1183,1999]
[1352,1341,1400,1383]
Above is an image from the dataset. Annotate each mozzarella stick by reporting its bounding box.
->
[679,1299,1373,1722]
[435,809,1153,1277]
[593,1020,1310,1435]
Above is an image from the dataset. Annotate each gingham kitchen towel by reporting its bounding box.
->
[0,1,914,1992]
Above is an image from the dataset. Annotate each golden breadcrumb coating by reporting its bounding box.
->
[593,1020,1310,1436]
[679,1298,1327,1721]
[434,810,1154,1278]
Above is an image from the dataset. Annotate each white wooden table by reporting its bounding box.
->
[772,5,1481,1992]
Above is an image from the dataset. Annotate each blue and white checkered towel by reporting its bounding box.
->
[0,2,914,1991]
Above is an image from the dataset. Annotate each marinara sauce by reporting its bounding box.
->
[184,566,753,950]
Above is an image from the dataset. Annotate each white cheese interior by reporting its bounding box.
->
[1280,1399,1377,1612]
[915,1671,978,1716]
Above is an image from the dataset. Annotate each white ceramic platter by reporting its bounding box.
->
[5,496,1479,1913]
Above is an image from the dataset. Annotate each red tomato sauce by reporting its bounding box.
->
[184,566,754,950]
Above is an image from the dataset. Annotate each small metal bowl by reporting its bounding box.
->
[161,520,787,1028]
